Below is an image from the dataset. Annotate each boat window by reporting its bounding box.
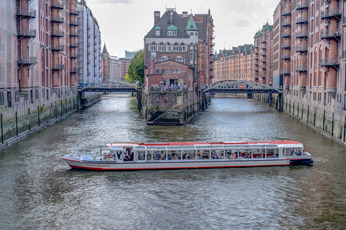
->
[153,151,161,160]
[283,148,303,156]
[225,149,238,159]
[160,151,166,160]
[266,149,279,158]
[196,150,210,160]
[239,149,252,159]
[137,151,145,161]
[124,148,134,161]
[182,150,195,160]
[252,149,265,158]
[147,151,153,161]
[211,149,224,159]
[167,150,180,160]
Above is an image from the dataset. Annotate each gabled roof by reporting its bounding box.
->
[185,15,198,31]
[145,10,190,38]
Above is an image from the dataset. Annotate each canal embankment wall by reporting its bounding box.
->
[253,93,346,147]
[142,89,210,125]
[0,92,102,150]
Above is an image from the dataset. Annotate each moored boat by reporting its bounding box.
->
[62,140,313,171]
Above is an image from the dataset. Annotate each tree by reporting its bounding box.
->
[126,50,144,85]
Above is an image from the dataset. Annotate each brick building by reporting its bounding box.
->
[0,0,101,143]
[214,45,254,83]
[143,8,213,124]
[213,0,346,145]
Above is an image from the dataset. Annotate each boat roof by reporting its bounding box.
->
[107,140,303,149]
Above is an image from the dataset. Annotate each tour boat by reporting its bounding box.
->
[62,140,313,171]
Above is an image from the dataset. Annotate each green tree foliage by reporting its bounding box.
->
[126,50,144,85]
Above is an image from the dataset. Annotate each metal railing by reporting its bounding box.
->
[51,44,64,51]
[296,1,309,10]
[51,30,64,37]
[17,57,37,65]
[320,31,341,39]
[17,28,36,37]
[320,58,339,66]
[51,15,64,23]
[294,66,307,72]
[321,9,341,19]
[296,17,308,24]
[16,8,36,18]
[52,64,65,70]
[51,1,64,9]
[295,46,308,52]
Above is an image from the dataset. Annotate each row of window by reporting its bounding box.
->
[149,43,196,52]
[133,149,280,161]
[154,69,182,75]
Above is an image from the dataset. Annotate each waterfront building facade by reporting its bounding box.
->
[213,45,254,83]
[143,8,213,124]
[213,0,346,145]
[0,0,102,144]
[77,1,102,87]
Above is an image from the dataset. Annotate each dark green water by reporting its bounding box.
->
[0,94,345,229]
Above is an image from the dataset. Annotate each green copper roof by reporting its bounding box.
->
[167,24,177,31]
[155,26,161,30]
[185,15,198,31]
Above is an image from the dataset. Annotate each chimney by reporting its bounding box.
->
[182,11,188,18]
[154,11,160,24]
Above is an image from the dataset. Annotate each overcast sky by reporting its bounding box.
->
[86,0,279,57]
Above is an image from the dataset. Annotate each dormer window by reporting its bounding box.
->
[167,25,177,36]
[154,26,161,36]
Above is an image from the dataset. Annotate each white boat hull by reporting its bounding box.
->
[62,156,291,171]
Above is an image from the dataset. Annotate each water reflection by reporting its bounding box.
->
[0,94,345,229]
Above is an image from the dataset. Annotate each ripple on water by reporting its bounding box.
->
[0,95,346,229]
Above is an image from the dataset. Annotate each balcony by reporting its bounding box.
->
[294,65,307,72]
[16,8,36,19]
[70,20,79,26]
[51,1,64,10]
[282,8,291,16]
[261,53,267,56]
[52,64,65,71]
[261,59,267,63]
[281,44,291,49]
[321,9,341,20]
[17,28,36,38]
[51,15,64,23]
[70,43,78,48]
[51,44,64,51]
[51,30,64,37]
[296,17,308,24]
[281,32,291,38]
[280,70,290,75]
[281,55,291,60]
[261,46,267,50]
[69,32,79,37]
[320,58,340,69]
[296,1,309,10]
[70,10,79,15]
[281,21,291,27]
[70,68,78,74]
[70,53,78,58]
[295,32,308,38]
[261,40,267,43]
[17,57,37,66]
[261,66,267,70]
[320,31,341,40]
[295,46,308,53]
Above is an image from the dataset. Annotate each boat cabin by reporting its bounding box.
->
[107,142,305,163]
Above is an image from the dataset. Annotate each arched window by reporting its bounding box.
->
[166,43,171,52]
[173,43,179,52]
[158,43,164,52]
[150,42,157,52]
[180,43,186,52]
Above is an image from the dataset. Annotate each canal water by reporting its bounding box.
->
[0,94,345,229]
